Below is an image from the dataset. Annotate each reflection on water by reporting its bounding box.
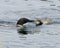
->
[17,28,28,34]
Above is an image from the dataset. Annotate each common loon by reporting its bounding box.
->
[16,18,53,26]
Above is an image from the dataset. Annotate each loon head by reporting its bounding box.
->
[34,20,43,26]
[16,18,34,27]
